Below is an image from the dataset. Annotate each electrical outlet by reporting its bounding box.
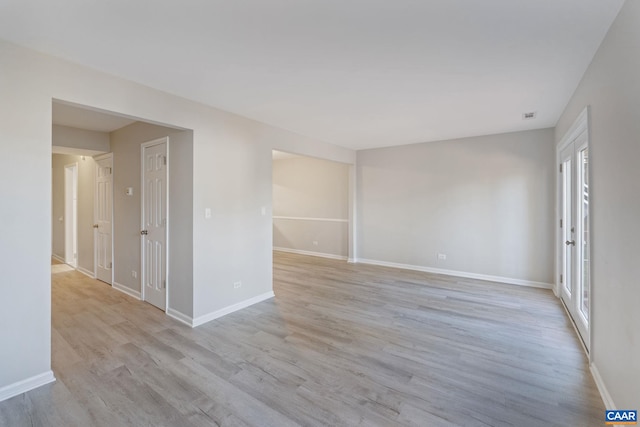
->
[131,270,137,278]
[234,281,242,289]
[437,253,447,261]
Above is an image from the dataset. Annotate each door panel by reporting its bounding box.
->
[141,140,167,311]
[95,156,113,284]
[560,145,573,300]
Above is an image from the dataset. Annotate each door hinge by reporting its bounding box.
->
[163,279,166,289]
[559,163,563,173]
[560,219,563,228]
[560,274,563,284]
[162,155,167,166]
[108,262,112,269]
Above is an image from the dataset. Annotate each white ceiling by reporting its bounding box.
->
[0,0,624,150]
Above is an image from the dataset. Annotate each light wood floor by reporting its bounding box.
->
[0,253,603,426]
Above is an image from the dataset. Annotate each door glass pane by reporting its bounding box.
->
[579,148,590,321]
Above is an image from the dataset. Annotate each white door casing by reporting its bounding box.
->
[557,108,591,351]
[141,138,168,311]
[95,154,113,284]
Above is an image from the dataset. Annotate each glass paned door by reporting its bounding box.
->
[559,131,590,350]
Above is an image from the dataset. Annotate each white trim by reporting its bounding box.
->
[192,291,275,327]
[590,363,616,410]
[77,266,95,279]
[559,298,589,357]
[558,107,589,151]
[274,247,348,261]
[113,281,142,300]
[347,258,357,264]
[273,216,348,223]
[356,258,553,289]
[167,308,193,327]
[51,254,65,263]
[0,371,56,402]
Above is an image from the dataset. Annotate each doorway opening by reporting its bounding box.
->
[52,99,193,319]
[271,150,355,262]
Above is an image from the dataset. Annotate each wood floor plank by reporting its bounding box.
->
[0,253,605,426]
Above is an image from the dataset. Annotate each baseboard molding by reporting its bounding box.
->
[356,258,553,289]
[0,371,56,403]
[274,247,348,261]
[167,308,193,327]
[591,363,616,410]
[192,291,275,328]
[51,254,65,263]
[113,282,142,300]
[347,258,357,264]
[77,266,95,279]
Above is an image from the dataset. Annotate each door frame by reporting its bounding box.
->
[140,137,170,311]
[556,106,592,354]
[94,152,114,284]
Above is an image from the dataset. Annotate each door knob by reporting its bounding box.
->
[565,240,576,246]
[93,224,99,228]
[141,230,148,235]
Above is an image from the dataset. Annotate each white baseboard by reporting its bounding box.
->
[347,258,357,264]
[0,371,56,402]
[591,363,616,410]
[51,254,65,263]
[192,291,275,328]
[274,247,347,261]
[167,308,193,327]
[113,282,142,300]
[356,258,553,289]
[77,266,95,279]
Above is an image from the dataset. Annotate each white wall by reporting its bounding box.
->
[52,125,110,154]
[0,38,353,399]
[555,0,640,408]
[51,154,96,274]
[0,40,53,395]
[357,128,555,285]
[167,130,194,318]
[273,154,349,258]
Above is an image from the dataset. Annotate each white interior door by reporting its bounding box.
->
[559,131,590,349]
[95,154,113,284]
[141,138,168,311]
[64,163,78,267]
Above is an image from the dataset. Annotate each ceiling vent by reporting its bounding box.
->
[522,111,537,120]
